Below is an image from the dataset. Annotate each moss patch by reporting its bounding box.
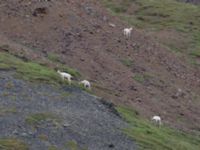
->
[66,140,78,150]
[0,107,17,116]
[25,112,61,127]
[48,145,58,150]
[190,50,200,57]
[120,59,134,67]
[47,52,61,63]
[0,139,29,150]
[133,73,152,84]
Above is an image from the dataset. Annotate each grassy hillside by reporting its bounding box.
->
[117,106,200,150]
[103,0,200,64]
[0,51,80,84]
[0,139,28,150]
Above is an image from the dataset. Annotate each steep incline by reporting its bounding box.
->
[0,71,136,150]
[0,0,200,132]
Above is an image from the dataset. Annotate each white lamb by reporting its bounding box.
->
[57,70,72,85]
[79,80,91,89]
[123,27,133,38]
[151,116,162,126]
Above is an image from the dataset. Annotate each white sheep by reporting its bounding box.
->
[123,27,133,38]
[151,116,162,126]
[57,70,72,85]
[79,80,91,90]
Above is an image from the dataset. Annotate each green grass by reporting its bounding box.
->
[46,52,81,78]
[47,52,81,77]
[0,107,17,116]
[190,50,200,57]
[47,52,61,63]
[66,141,78,150]
[102,0,200,61]
[0,52,81,84]
[25,112,61,127]
[0,63,11,70]
[48,145,58,150]
[120,59,134,67]
[15,62,60,83]
[57,65,81,78]
[133,73,152,84]
[0,52,62,84]
[0,139,29,150]
[117,106,200,150]
[48,141,87,150]
[133,74,145,83]
[103,0,200,30]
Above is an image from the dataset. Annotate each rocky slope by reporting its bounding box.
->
[0,70,136,150]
